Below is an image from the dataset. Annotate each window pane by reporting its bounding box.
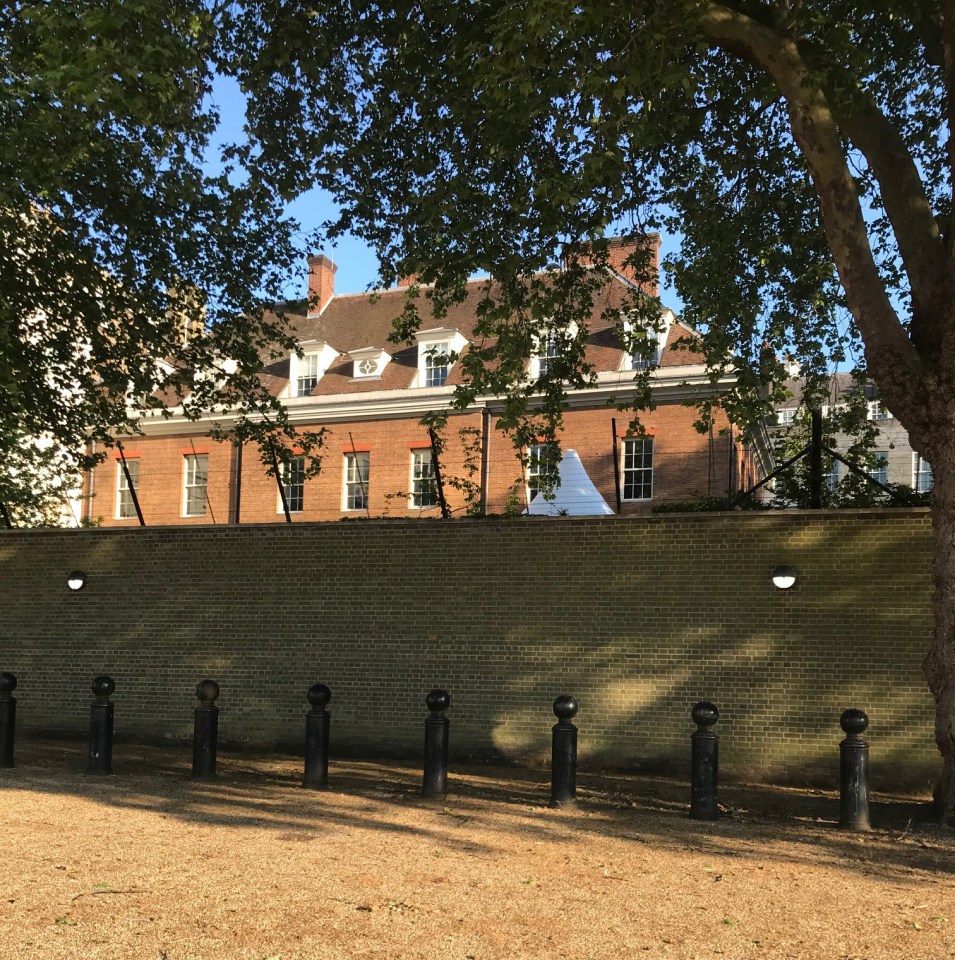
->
[538,336,559,377]
[825,458,839,493]
[184,454,208,516]
[282,456,305,512]
[527,444,559,500]
[622,438,653,501]
[869,451,888,486]
[345,452,370,510]
[424,344,449,387]
[412,450,437,507]
[296,354,320,396]
[117,459,140,519]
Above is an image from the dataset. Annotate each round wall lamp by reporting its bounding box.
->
[772,565,797,590]
[67,571,87,592]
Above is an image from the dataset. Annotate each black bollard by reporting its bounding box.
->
[549,695,579,809]
[303,683,332,789]
[422,689,450,799]
[87,676,115,775]
[191,679,220,781]
[839,708,871,831]
[0,672,16,768]
[689,701,720,821]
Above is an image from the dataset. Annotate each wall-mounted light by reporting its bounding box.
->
[772,565,796,590]
[67,571,87,592]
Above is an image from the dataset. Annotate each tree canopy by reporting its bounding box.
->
[1,0,322,523]
[226,2,945,422]
[222,1,955,814]
[6,1,955,815]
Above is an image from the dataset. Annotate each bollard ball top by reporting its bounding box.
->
[841,707,869,736]
[91,675,115,699]
[307,683,331,708]
[692,701,720,727]
[426,688,450,713]
[196,679,220,703]
[0,672,17,695]
[553,695,579,721]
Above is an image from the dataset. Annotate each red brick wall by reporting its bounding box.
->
[482,404,746,513]
[88,403,757,525]
[88,438,236,527]
[237,413,486,522]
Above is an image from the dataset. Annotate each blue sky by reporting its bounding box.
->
[209,76,381,296]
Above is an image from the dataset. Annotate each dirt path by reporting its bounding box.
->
[1,741,953,959]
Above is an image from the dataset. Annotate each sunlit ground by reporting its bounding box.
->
[0,740,952,960]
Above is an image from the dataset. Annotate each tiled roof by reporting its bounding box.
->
[776,373,876,408]
[260,273,699,398]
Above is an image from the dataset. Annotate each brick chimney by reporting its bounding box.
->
[572,234,662,297]
[306,254,337,317]
[397,274,420,288]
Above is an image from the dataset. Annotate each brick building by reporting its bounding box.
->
[83,237,771,525]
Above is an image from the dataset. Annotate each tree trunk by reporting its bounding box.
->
[925,461,955,822]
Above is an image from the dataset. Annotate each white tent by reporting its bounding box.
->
[525,449,615,516]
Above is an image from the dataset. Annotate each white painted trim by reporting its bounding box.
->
[619,436,654,502]
[134,365,734,435]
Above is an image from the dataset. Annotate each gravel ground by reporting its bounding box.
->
[1,740,953,960]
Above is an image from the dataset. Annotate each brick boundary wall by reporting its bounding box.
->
[0,510,938,788]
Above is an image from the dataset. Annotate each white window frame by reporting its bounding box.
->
[414,328,467,388]
[530,322,578,379]
[182,454,208,517]
[424,343,450,387]
[343,452,370,511]
[621,438,654,501]
[825,457,840,493]
[411,449,438,508]
[526,444,559,502]
[914,454,933,493]
[536,335,560,378]
[776,408,797,426]
[295,352,320,397]
[869,451,889,486]
[867,400,891,421]
[623,324,661,372]
[279,455,306,514]
[348,346,391,379]
[115,459,140,519]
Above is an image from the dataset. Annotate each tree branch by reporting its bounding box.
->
[837,96,947,356]
[943,0,955,273]
[699,3,924,387]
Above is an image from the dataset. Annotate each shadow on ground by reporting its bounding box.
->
[2,737,951,885]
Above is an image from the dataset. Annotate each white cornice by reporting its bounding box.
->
[135,364,735,435]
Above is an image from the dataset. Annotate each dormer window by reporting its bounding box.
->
[414,328,468,388]
[425,343,450,386]
[530,323,577,379]
[287,340,340,398]
[621,309,673,373]
[296,353,320,396]
[348,346,392,379]
[538,336,559,377]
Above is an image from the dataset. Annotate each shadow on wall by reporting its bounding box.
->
[0,510,937,789]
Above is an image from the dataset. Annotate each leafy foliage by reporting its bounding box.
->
[221,1,955,812]
[0,1,321,523]
[222,1,945,443]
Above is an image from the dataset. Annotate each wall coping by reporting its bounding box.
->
[0,507,932,540]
